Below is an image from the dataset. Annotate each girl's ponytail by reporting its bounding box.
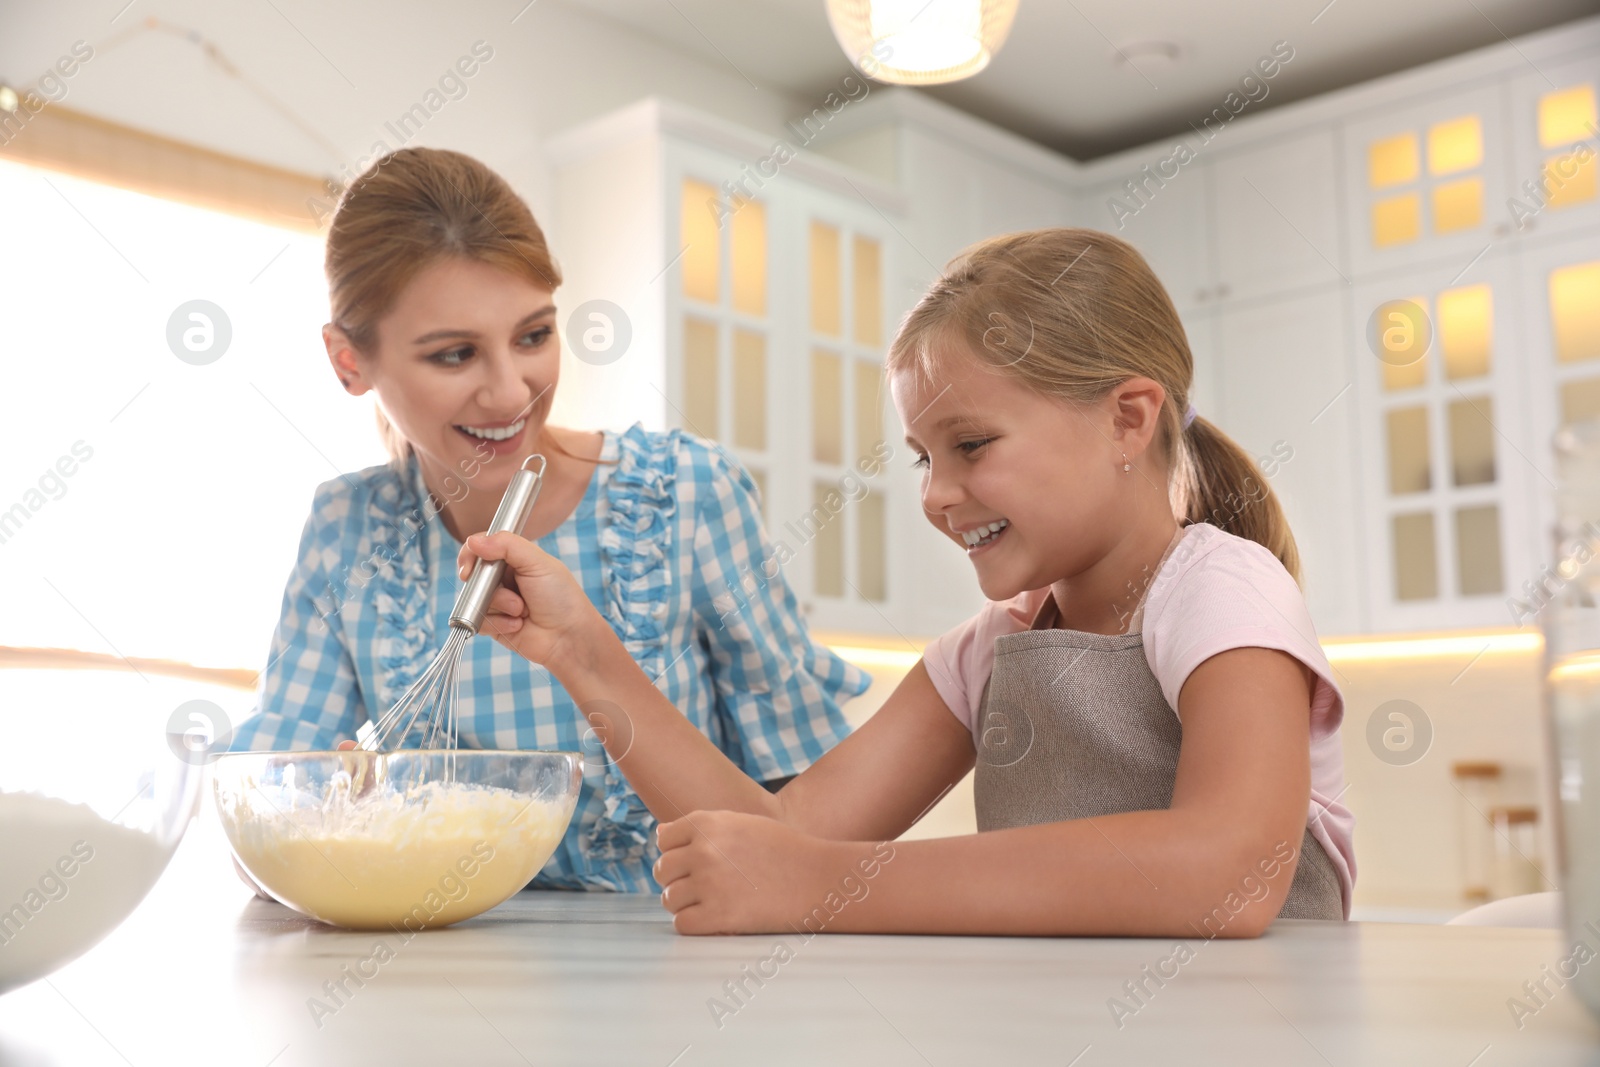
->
[1175,416,1300,585]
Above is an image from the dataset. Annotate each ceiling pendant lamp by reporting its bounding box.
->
[826,0,1019,85]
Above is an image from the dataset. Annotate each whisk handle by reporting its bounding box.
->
[451,454,547,633]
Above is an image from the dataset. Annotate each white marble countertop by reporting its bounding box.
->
[3,816,1598,1067]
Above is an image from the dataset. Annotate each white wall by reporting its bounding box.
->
[0,0,812,225]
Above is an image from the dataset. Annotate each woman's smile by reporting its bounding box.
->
[454,415,530,455]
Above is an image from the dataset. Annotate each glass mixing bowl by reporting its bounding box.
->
[211,750,582,931]
[0,669,205,996]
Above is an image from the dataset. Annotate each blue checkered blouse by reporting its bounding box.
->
[227,423,869,891]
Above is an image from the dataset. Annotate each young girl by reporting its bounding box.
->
[460,228,1354,936]
[226,147,868,894]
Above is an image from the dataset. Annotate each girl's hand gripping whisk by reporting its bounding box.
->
[453,522,603,674]
[358,455,551,752]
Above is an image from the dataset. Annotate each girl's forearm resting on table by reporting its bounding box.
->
[784,808,1301,938]
[552,610,784,824]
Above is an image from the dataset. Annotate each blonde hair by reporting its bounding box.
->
[886,227,1300,583]
[325,147,602,471]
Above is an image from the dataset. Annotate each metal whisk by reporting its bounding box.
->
[357,454,547,754]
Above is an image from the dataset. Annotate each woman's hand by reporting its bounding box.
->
[653,810,884,935]
[455,531,605,670]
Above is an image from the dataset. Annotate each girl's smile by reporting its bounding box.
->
[957,518,1011,553]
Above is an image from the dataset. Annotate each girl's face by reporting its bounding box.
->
[328,256,558,496]
[890,345,1154,602]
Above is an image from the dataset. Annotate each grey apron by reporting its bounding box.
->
[973,591,1343,921]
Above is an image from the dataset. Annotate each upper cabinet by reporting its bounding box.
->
[1209,129,1345,303]
[1340,85,1511,277]
[1518,231,1600,587]
[1507,53,1600,240]
[1087,125,1350,312]
[1083,158,1214,314]
[1351,252,1539,632]
[1334,48,1600,633]
[887,117,1076,289]
[668,140,916,639]
[1213,289,1365,636]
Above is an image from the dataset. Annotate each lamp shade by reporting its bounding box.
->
[826,0,1019,85]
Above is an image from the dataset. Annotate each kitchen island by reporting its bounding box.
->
[1,817,1596,1066]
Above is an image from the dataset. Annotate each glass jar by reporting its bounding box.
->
[1542,417,1600,1020]
[1488,805,1544,899]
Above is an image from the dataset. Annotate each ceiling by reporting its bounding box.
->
[0,0,1594,179]
[567,0,1600,158]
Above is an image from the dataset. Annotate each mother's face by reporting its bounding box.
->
[326,256,558,495]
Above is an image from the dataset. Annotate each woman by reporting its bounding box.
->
[227,147,868,892]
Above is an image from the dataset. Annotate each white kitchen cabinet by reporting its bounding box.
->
[1516,227,1600,590]
[892,128,981,283]
[1349,250,1539,632]
[890,122,1075,286]
[1213,288,1366,637]
[1340,84,1513,279]
[1209,128,1346,304]
[1082,157,1215,314]
[1506,52,1600,240]
[969,149,1075,246]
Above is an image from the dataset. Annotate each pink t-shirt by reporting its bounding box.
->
[922,522,1355,919]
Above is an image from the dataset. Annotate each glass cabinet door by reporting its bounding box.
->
[1507,55,1600,238]
[1354,255,1537,630]
[1342,85,1510,278]
[804,220,890,608]
[672,172,774,516]
[1520,232,1600,610]
[664,145,898,634]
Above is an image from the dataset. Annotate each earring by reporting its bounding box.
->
[1122,452,1131,473]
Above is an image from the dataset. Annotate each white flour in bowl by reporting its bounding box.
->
[0,790,172,994]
